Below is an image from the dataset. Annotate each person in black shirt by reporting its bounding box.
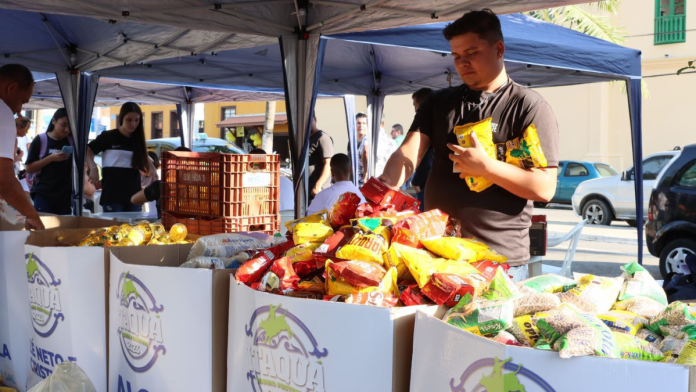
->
[25,108,73,215]
[307,115,334,202]
[87,102,151,213]
[409,88,434,212]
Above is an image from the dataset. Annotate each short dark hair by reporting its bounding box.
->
[148,151,160,169]
[330,153,351,177]
[0,64,34,90]
[391,124,403,135]
[355,112,367,121]
[412,88,433,106]
[249,148,267,154]
[442,9,503,44]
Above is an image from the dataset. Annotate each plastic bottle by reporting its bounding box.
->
[169,223,188,242]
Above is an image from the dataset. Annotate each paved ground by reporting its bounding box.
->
[535,204,661,279]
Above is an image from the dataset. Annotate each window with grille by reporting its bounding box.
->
[221,106,237,120]
[655,0,686,44]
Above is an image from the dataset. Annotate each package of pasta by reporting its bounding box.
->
[444,293,515,336]
[292,222,334,245]
[286,242,322,263]
[335,230,390,266]
[422,272,489,306]
[613,296,667,319]
[517,274,577,294]
[329,192,362,228]
[618,261,668,306]
[392,209,449,248]
[598,310,648,336]
[505,124,548,169]
[454,117,497,192]
[648,301,696,337]
[471,260,510,282]
[421,236,478,261]
[400,285,434,306]
[329,260,387,288]
[235,240,295,284]
[507,315,542,347]
[285,280,326,300]
[557,274,623,314]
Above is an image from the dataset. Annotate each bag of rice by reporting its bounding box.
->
[538,313,620,359]
[557,275,623,314]
[614,332,665,361]
[517,274,576,294]
[598,310,648,336]
[613,296,666,319]
[507,315,542,347]
[535,301,583,318]
[513,292,560,317]
[188,233,272,259]
[659,336,696,364]
[648,301,696,337]
[636,328,664,346]
[618,261,668,306]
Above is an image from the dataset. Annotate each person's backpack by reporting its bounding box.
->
[26,133,74,190]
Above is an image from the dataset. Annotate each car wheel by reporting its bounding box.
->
[625,220,639,228]
[533,202,549,208]
[659,239,696,278]
[582,199,613,225]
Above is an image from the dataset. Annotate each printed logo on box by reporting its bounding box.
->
[116,271,165,373]
[450,357,555,392]
[245,304,328,392]
[26,253,64,337]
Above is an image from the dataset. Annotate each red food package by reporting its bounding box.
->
[285,281,326,300]
[314,226,354,259]
[324,292,398,308]
[235,240,295,284]
[369,204,397,217]
[355,202,375,218]
[400,284,434,306]
[392,209,449,248]
[328,260,387,287]
[270,257,300,291]
[329,192,362,228]
[471,260,510,282]
[444,217,462,237]
[360,177,420,212]
[422,273,488,306]
[293,258,324,277]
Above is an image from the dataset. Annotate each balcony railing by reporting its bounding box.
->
[655,14,686,45]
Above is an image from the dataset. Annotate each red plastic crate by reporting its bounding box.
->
[163,211,280,236]
[160,152,280,217]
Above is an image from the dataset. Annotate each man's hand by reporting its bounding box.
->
[447,133,492,178]
[25,216,45,231]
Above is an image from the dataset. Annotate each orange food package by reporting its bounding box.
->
[422,272,488,306]
[329,192,362,228]
[471,260,511,282]
[329,260,387,287]
[324,292,399,308]
[285,280,326,300]
[392,209,449,248]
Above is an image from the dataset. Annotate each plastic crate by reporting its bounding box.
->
[160,151,280,217]
[162,211,280,236]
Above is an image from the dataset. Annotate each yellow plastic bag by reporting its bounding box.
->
[557,274,624,314]
[286,242,321,263]
[461,237,507,263]
[325,259,399,297]
[505,124,548,169]
[421,236,478,262]
[454,117,497,192]
[285,210,329,232]
[395,242,481,288]
[384,243,417,283]
[292,222,334,245]
[335,232,390,266]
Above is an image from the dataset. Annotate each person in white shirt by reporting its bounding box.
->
[375,117,397,177]
[307,153,365,215]
[0,64,44,230]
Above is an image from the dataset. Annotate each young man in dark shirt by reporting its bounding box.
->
[379,9,560,281]
[307,115,334,202]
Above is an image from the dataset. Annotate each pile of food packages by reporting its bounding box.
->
[0,375,17,392]
[69,221,190,247]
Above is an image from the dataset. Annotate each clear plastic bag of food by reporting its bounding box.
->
[659,336,696,364]
[513,292,560,318]
[444,293,514,336]
[613,296,667,319]
[613,332,665,362]
[188,233,272,259]
[557,274,623,314]
[27,361,97,392]
[538,313,620,359]
[618,261,668,306]
[517,274,577,294]
[598,310,648,336]
[648,301,696,337]
[636,328,664,346]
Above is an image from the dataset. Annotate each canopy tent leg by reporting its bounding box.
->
[343,94,358,187]
[279,34,327,219]
[366,91,385,179]
[56,71,100,216]
[626,78,644,265]
[176,87,195,148]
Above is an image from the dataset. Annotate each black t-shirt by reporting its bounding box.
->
[409,79,560,265]
[25,134,72,207]
[143,180,161,219]
[88,129,143,206]
[308,130,334,192]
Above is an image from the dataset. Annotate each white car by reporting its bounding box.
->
[146,135,247,157]
[571,150,681,226]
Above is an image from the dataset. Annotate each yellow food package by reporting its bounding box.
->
[508,314,542,346]
[286,242,322,263]
[384,243,417,283]
[335,232,389,266]
[325,259,399,297]
[461,237,507,263]
[421,236,478,261]
[598,310,648,336]
[454,117,496,192]
[285,210,329,232]
[505,124,548,169]
[391,243,438,287]
[0,387,18,392]
[292,222,334,245]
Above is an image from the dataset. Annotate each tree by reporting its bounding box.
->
[262,101,276,152]
[677,60,695,75]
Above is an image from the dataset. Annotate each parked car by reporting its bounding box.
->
[535,160,617,207]
[645,144,696,278]
[572,150,681,226]
[146,135,247,158]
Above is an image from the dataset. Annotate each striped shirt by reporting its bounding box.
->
[88,129,142,205]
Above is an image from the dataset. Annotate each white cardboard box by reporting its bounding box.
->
[410,311,696,392]
[109,245,232,392]
[0,216,112,392]
[227,281,436,392]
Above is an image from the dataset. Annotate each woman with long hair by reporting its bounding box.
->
[86,102,150,212]
[24,108,73,214]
